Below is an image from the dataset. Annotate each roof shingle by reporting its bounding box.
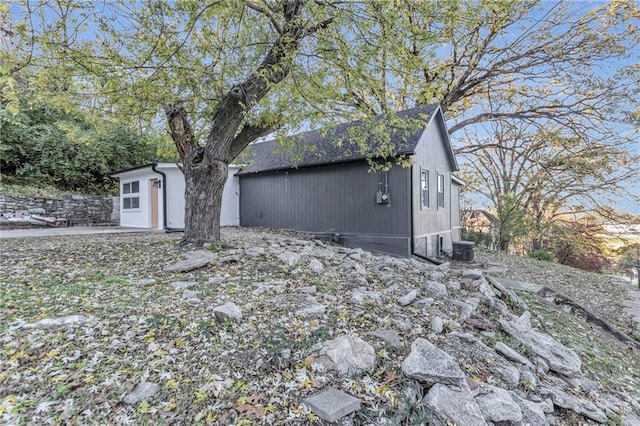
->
[237,103,440,174]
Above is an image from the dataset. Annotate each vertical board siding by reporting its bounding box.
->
[411,118,456,256]
[239,161,411,254]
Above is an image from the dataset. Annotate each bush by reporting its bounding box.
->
[529,249,555,262]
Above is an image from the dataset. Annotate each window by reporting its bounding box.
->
[123,181,140,210]
[437,173,445,208]
[420,169,429,209]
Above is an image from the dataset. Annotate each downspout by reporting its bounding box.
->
[151,162,184,233]
[409,165,441,265]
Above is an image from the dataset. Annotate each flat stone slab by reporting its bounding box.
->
[490,277,544,294]
[303,387,361,422]
[402,338,466,386]
[164,250,215,273]
[23,315,91,329]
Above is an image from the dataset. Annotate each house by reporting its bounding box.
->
[110,162,240,229]
[237,103,463,257]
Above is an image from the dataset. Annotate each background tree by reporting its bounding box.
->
[3,0,638,246]
[0,100,164,194]
[3,0,337,245]
[303,0,639,245]
[459,118,636,252]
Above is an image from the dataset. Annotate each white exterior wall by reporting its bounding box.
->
[160,166,185,228]
[116,168,158,228]
[221,166,240,226]
[113,162,240,229]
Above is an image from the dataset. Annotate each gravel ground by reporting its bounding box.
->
[1,228,639,424]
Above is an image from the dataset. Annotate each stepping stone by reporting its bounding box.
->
[303,387,361,422]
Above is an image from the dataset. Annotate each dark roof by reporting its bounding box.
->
[238,103,443,174]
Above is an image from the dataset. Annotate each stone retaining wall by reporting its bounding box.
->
[0,192,117,224]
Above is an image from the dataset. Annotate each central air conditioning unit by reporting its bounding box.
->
[376,190,390,204]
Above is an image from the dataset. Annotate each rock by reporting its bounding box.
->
[423,383,487,426]
[170,281,197,290]
[164,250,215,273]
[276,251,301,266]
[401,338,465,386]
[23,315,90,329]
[303,387,361,423]
[499,315,582,377]
[445,281,461,292]
[540,385,607,423]
[350,288,382,306]
[520,370,538,389]
[462,269,483,280]
[309,246,335,260]
[476,278,496,305]
[131,278,156,286]
[536,357,550,374]
[219,253,240,263]
[392,315,413,331]
[213,302,243,322]
[484,262,508,274]
[124,382,159,405]
[511,393,550,426]
[451,298,479,322]
[514,311,532,330]
[494,341,532,366]
[182,290,200,301]
[431,316,444,334]
[413,297,434,307]
[423,281,448,298]
[397,289,419,306]
[368,329,402,349]
[314,335,376,377]
[430,271,446,281]
[474,385,522,423]
[295,302,326,318]
[308,258,324,272]
[244,246,265,257]
[441,333,521,389]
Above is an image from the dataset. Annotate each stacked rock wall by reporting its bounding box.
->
[0,192,115,224]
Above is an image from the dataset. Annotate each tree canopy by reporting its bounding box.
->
[1,0,638,246]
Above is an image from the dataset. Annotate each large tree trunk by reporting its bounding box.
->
[182,147,228,245]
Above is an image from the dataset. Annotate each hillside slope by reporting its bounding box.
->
[1,228,639,424]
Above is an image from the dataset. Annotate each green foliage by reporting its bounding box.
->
[461,229,493,250]
[529,250,555,262]
[0,101,170,194]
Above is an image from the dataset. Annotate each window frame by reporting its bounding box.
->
[420,169,429,209]
[122,180,140,210]
[437,173,445,208]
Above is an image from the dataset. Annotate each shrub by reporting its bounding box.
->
[529,249,555,262]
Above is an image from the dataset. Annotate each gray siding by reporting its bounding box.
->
[239,161,412,256]
[451,180,462,241]
[411,116,457,256]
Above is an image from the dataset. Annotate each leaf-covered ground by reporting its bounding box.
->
[1,228,639,425]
